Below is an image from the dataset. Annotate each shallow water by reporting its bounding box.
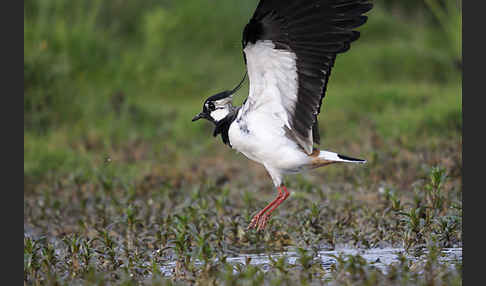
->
[158,247,462,277]
[24,224,462,278]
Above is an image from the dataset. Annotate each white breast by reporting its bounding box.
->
[228,109,311,186]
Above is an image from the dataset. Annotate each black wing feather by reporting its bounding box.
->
[243,0,372,152]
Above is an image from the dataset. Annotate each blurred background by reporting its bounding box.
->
[24,0,462,189]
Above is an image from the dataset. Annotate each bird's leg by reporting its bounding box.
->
[248,186,283,230]
[257,185,290,231]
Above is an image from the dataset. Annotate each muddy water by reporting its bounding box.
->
[159,247,462,276]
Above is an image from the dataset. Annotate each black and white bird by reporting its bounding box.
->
[192,0,373,230]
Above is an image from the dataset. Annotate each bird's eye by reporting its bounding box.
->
[208,102,215,111]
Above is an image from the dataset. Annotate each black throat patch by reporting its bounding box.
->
[212,107,240,148]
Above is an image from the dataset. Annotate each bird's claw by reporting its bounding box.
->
[257,215,270,231]
[247,215,260,230]
[248,213,270,231]
[248,186,288,231]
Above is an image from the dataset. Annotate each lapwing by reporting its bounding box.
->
[192,0,373,231]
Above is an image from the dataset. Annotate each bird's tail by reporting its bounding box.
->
[309,150,366,168]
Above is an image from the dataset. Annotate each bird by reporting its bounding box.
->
[192,0,373,231]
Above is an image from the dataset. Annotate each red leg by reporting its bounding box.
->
[248,186,283,230]
[257,185,290,231]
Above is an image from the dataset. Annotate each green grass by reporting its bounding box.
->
[25,0,462,284]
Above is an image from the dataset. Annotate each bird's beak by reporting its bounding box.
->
[192,112,204,122]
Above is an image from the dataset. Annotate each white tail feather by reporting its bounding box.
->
[319,150,367,164]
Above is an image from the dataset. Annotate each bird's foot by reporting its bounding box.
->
[256,214,271,231]
[247,185,289,231]
[247,213,271,231]
[247,214,261,230]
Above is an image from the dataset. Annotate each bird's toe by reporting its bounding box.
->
[257,215,270,231]
[247,215,260,230]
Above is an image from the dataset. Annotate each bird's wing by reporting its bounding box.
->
[241,0,372,154]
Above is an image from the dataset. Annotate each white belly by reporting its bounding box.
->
[228,111,310,174]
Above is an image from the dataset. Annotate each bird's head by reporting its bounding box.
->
[192,73,247,124]
[192,90,234,124]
